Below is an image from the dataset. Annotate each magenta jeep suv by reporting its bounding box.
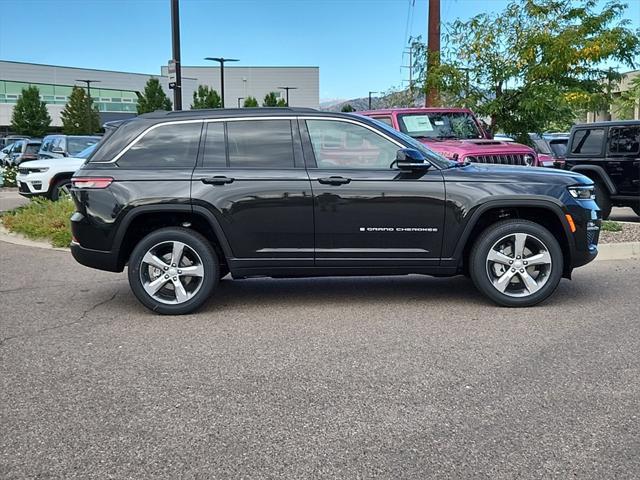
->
[360,107,538,167]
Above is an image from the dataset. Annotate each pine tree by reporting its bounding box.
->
[276,98,287,107]
[191,85,222,109]
[243,96,259,107]
[11,86,51,137]
[60,86,101,135]
[136,78,172,114]
[341,104,355,112]
[263,92,279,107]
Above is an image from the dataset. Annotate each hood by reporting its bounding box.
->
[19,157,86,170]
[418,137,535,157]
[443,163,592,186]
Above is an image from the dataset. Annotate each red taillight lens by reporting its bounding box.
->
[71,177,113,189]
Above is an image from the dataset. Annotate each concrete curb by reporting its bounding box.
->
[0,226,68,252]
[1,225,638,262]
[595,242,640,261]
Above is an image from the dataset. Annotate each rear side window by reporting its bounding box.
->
[609,126,640,155]
[571,129,604,155]
[373,116,393,127]
[226,120,294,168]
[117,122,202,168]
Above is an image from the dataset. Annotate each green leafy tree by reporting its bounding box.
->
[243,96,259,107]
[60,86,101,135]
[276,98,287,107]
[191,85,222,109]
[263,92,279,107]
[341,104,356,112]
[136,78,172,114]
[614,75,640,119]
[11,85,51,137]
[412,0,640,141]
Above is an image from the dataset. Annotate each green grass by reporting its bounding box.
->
[1,197,75,247]
[601,220,623,232]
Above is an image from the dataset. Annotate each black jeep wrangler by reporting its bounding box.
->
[564,120,640,219]
[70,108,600,314]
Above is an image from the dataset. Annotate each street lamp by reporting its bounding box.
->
[204,57,239,108]
[237,97,244,108]
[368,91,378,110]
[76,79,100,135]
[278,86,297,106]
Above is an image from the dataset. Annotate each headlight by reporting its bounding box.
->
[29,167,49,173]
[568,185,595,200]
[523,154,535,166]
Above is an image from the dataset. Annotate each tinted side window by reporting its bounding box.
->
[227,120,294,168]
[306,119,399,169]
[373,116,393,127]
[609,126,640,155]
[202,122,226,167]
[571,129,604,155]
[117,122,202,168]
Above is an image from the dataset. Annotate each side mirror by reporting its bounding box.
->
[395,148,430,169]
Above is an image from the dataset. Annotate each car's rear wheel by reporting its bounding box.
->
[127,227,219,315]
[50,178,72,201]
[469,219,563,307]
[594,182,612,220]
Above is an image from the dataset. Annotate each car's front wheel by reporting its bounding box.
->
[127,227,219,315]
[469,219,563,307]
[50,178,72,201]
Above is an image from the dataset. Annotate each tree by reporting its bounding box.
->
[412,0,640,141]
[243,96,259,107]
[60,86,101,135]
[136,78,172,114]
[614,75,640,119]
[11,85,51,137]
[341,104,356,112]
[191,85,222,109]
[263,92,279,107]
[276,98,287,107]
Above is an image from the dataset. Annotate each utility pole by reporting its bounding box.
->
[76,79,100,134]
[205,57,239,107]
[368,91,378,110]
[425,0,440,107]
[278,86,297,106]
[170,0,182,110]
[401,39,414,94]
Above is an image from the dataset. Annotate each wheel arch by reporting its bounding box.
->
[569,165,616,194]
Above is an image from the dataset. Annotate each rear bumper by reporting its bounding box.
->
[70,241,122,272]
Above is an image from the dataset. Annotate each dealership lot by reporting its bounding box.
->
[1,241,639,478]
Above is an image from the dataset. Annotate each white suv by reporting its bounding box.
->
[16,144,96,200]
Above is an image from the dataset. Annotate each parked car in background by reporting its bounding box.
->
[529,133,569,168]
[564,120,639,219]
[0,143,16,165]
[359,108,538,167]
[0,135,28,150]
[38,135,101,159]
[17,144,96,200]
[6,139,42,166]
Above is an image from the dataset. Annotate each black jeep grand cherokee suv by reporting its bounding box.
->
[70,108,600,314]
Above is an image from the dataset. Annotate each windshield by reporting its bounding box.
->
[549,139,568,157]
[398,112,482,140]
[67,137,100,156]
[364,116,457,169]
[75,144,97,159]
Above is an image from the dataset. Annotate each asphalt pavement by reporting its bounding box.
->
[1,241,639,479]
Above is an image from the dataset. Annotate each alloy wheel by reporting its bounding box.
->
[485,232,552,298]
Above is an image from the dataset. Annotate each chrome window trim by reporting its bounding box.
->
[93,115,408,164]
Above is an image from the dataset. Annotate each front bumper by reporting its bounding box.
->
[16,173,49,197]
[567,201,600,269]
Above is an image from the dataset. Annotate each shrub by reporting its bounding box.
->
[1,197,74,247]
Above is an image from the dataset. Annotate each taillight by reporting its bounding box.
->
[71,177,113,189]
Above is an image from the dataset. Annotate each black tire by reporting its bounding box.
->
[469,219,564,307]
[594,182,612,220]
[50,178,72,201]
[127,227,219,315]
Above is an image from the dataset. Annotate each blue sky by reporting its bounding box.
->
[1,0,638,101]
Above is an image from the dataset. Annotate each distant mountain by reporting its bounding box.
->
[321,89,424,112]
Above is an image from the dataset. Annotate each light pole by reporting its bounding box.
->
[204,57,239,108]
[368,91,378,110]
[237,97,244,108]
[278,86,297,106]
[170,0,182,110]
[76,79,100,134]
